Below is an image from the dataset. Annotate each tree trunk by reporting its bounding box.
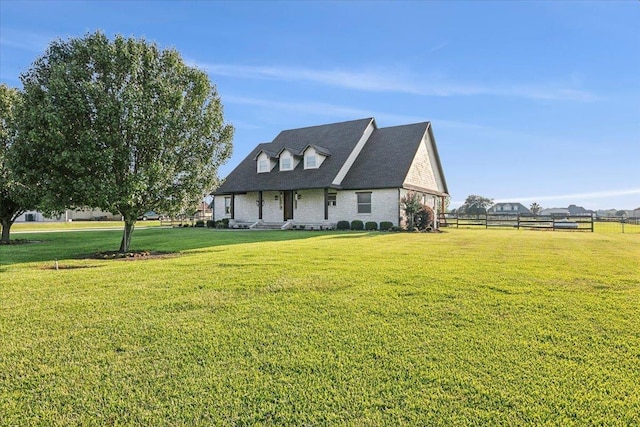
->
[119,218,136,253]
[407,210,415,231]
[1,219,12,244]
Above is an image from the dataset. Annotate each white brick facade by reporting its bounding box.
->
[404,135,437,190]
[329,188,400,225]
[215,188,407,226]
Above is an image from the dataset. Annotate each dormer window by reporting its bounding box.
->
[280,156,292,171]
[255,151,276,173]
[305,155,317,169]
[302,145,330,170]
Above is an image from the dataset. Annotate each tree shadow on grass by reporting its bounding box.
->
[0,228,373,266]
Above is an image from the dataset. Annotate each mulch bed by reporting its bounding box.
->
[86,251,175,260]
[39,251,176,269]
[1,239,44,245]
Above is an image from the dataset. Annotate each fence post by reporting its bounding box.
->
[517,213,520,230]
[485,213,488,229]
[621,218,624,234]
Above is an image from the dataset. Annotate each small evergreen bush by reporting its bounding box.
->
[380,221,393,231]
[336,220,350,230]
[195,220,205,227]
[365,221,378,231]
[350,220,364,230]
[206,220,215,228]
[215,218,229,229]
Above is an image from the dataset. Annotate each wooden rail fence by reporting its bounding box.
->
[441,213,595,232]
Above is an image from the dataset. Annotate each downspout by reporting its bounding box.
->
[324,188,329,220]
[230,194,235,220]
[433,195,438,230]
[398,188,401,226]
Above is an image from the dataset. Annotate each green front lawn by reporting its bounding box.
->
[10,220,164,233]
[1,228,639,425]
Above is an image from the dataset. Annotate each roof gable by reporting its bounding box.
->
[302,144,331,157]
[340,122,448,195]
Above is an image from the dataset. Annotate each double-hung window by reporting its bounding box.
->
[280,157,292,171]
[224,197,231,215]
[357,192,371,214]
[305,155,317,169]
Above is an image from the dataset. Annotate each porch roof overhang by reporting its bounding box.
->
[402,184,449,197]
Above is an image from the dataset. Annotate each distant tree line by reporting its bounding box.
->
[451,196,546,216]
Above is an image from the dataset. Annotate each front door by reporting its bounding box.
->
[283,191,294,220]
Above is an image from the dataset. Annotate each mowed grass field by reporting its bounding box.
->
[1,227,639,425]
[10,220,164,233]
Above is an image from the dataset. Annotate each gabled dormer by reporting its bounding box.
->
[277,147,302,171]
[253,150,278,173]
[302,145,330,170]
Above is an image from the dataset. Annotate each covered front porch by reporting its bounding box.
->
[214,189,335,227]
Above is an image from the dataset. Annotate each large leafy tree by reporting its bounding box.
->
[13,32,233,252]
[0,84,35,244]
[460,194,493,215]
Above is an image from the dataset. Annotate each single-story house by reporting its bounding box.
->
[487,203,531,215]
[213,117,448,229]
[540,208,570,216]
[15,208,122,222]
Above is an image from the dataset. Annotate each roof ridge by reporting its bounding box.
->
[277,117,373,134]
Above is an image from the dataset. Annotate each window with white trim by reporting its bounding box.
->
[357,192,371,214]
[224,197,231,215]
[305,155,317,169]
[327,193,337,207]
[280,157,292,171]
[258,159,269,173]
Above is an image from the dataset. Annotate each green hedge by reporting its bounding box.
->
[336,220,350,230]
[350,220,364,231]
[380,221,393,231]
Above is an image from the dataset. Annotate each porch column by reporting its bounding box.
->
[324,188,329,220]
[230,194,235,220]
[258,191,263,220]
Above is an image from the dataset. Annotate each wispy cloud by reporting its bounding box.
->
[0,29,54,53]
[224,95,430,125]
[196,62,596,102]
[223,95,553,142]
[428,42,449,53]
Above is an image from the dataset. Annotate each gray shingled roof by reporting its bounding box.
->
[215,118,374,193]
[215,117,448,195]
[488,203,532,214]
[340,122,429,190]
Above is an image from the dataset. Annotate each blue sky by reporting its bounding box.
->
[1,1,639,210]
